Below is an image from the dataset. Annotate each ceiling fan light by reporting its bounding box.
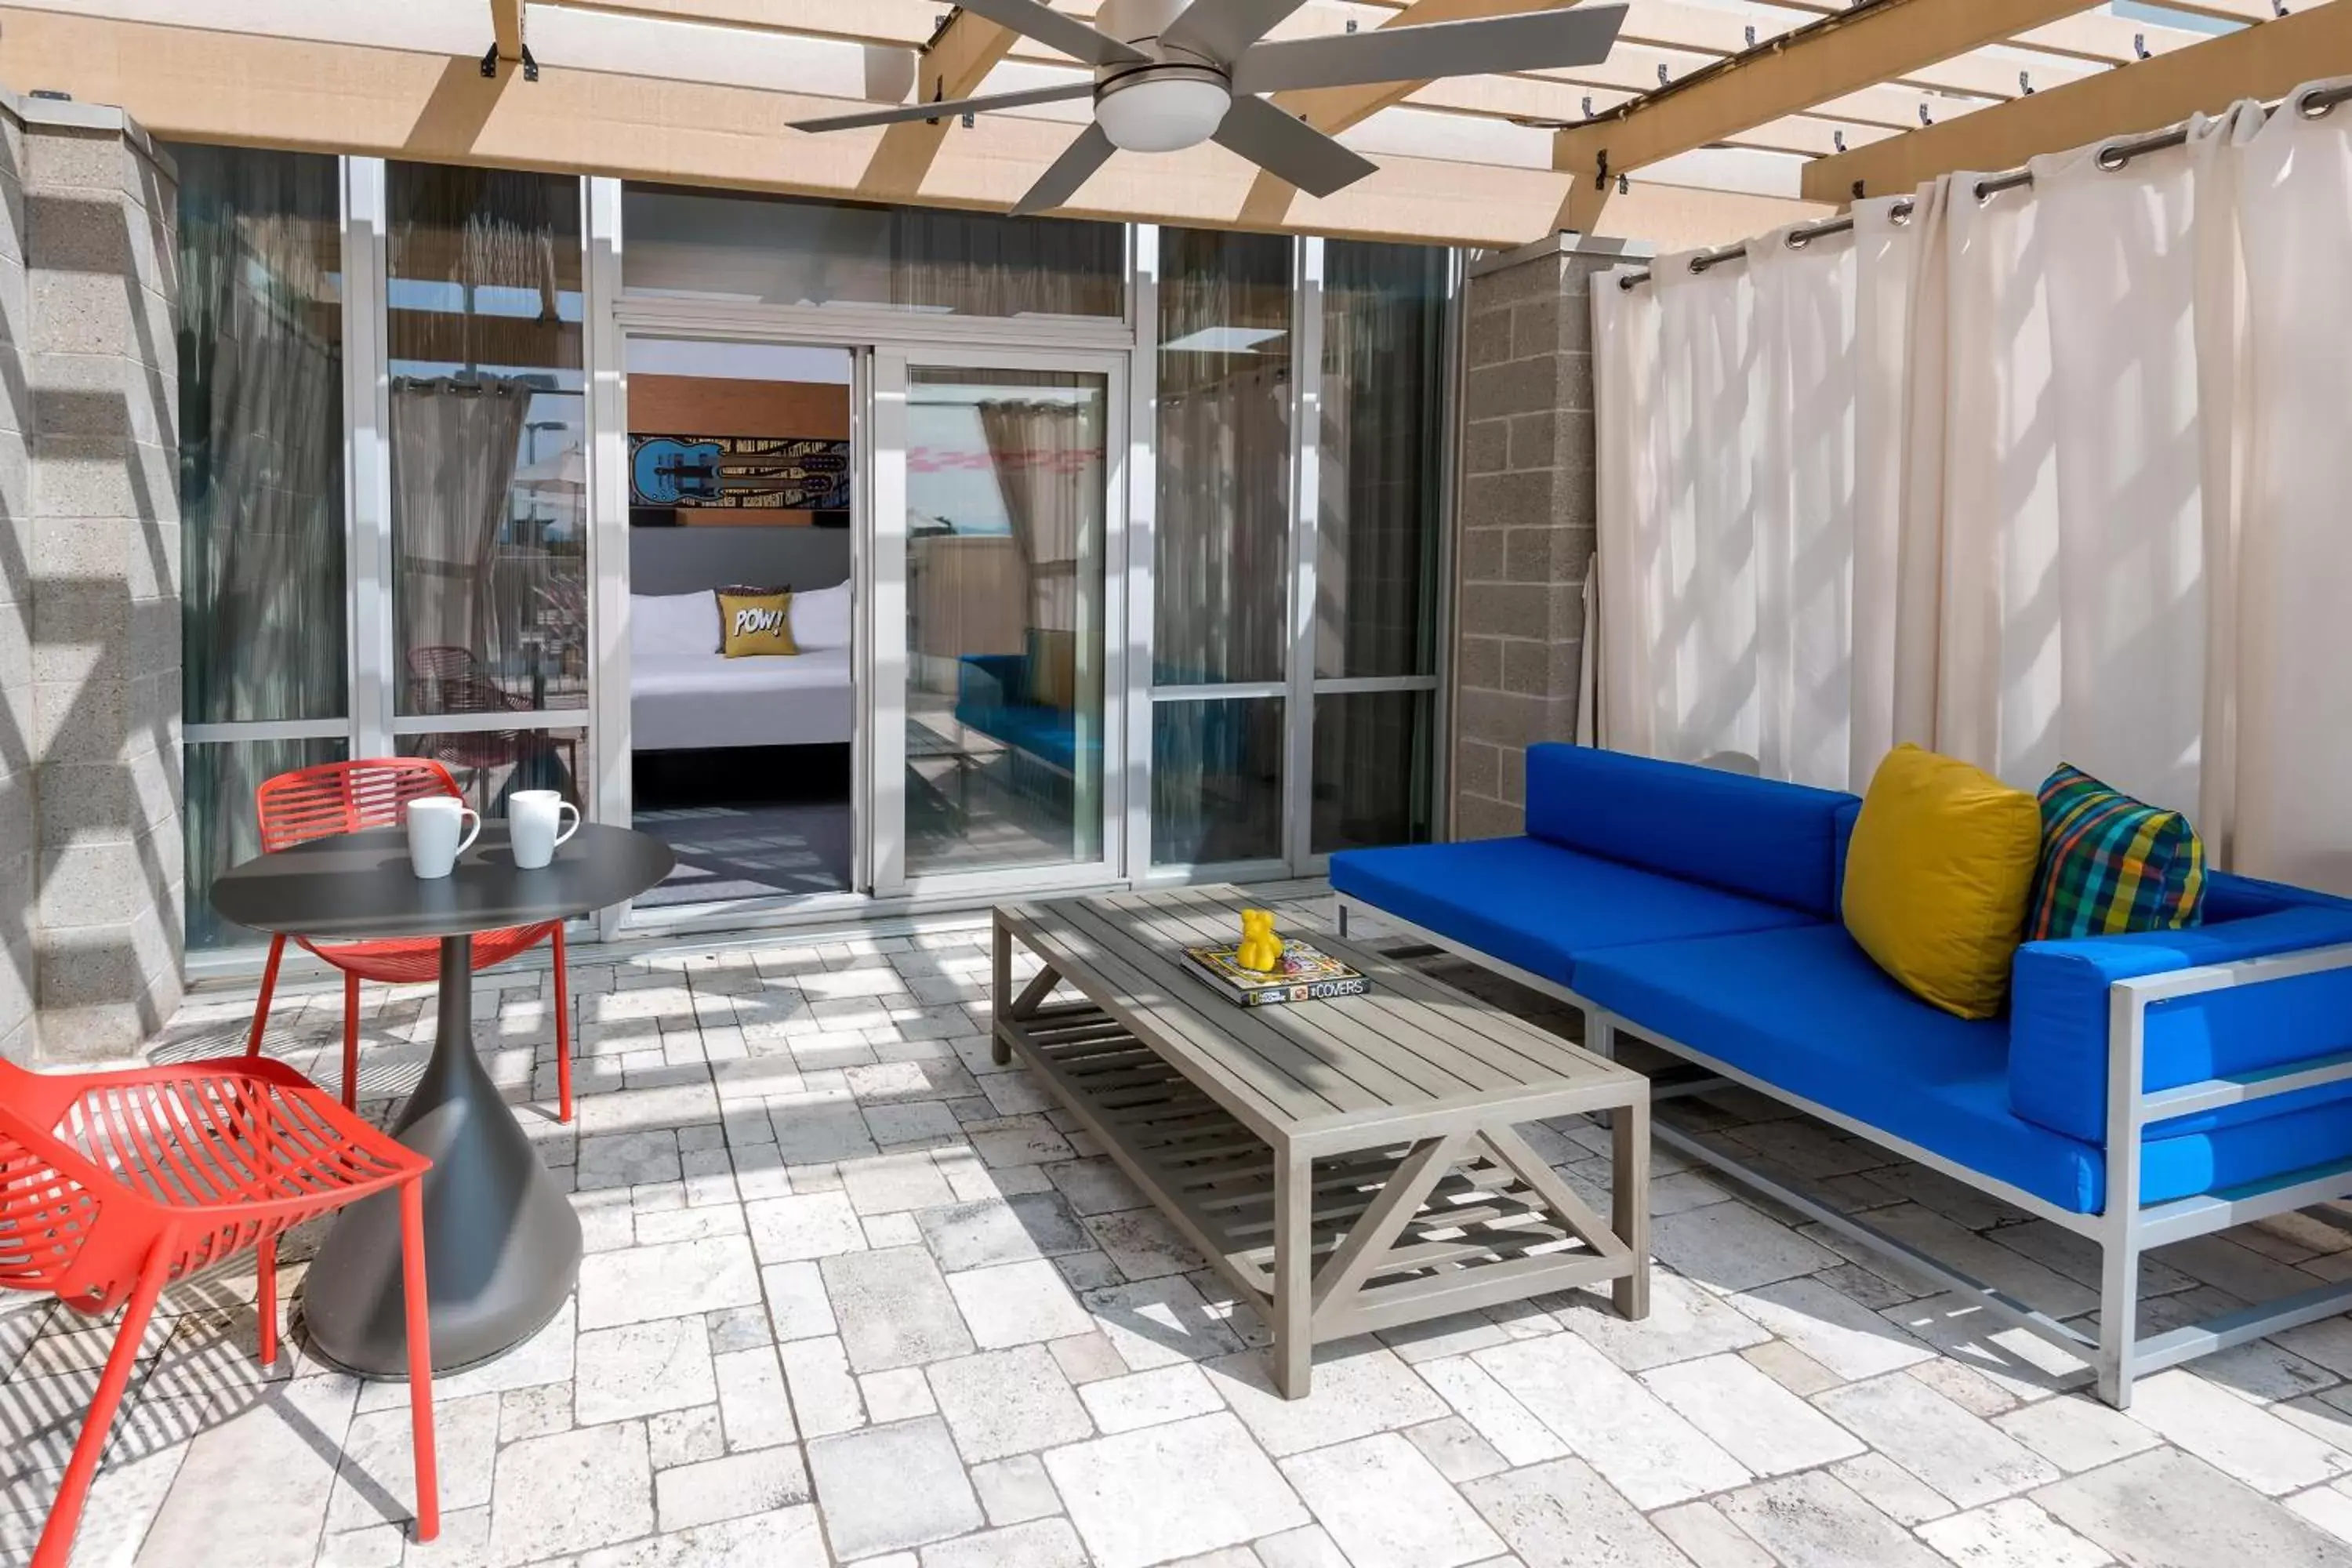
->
[1095,72,1233,153]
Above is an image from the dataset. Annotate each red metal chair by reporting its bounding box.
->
[241,758,578,1122]
[0,1054,438,1565]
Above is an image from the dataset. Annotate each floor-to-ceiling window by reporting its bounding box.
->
[176,144,350,951]
[387,164,591,820]
[1149,230,1454,873]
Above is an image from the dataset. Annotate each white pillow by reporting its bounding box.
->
[789,580,853,650]
[631,591,718,657]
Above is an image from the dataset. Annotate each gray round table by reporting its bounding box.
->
[211,823,675,1377]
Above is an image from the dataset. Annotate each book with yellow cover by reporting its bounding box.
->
[1182,941,1370,1009]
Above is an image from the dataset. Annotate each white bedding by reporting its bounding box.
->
[631,646,855,751]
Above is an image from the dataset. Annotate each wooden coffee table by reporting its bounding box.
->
[993,885,1650,1397]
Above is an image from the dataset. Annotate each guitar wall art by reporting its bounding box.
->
[629,433,852,516]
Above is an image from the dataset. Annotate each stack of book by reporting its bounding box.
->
[1182,941,1370,1009]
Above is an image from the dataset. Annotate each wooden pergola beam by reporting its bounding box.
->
[859,5,1016,198]
[1802,2,2351,201]
[1551,0,2098,232]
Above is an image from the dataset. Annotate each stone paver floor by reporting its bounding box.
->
[11,894,2352,1566]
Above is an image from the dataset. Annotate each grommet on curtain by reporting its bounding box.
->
[2299,83,2351,118]
[2096,144,2132,172]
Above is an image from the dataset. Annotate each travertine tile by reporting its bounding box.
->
[1046,1412,1309,1568]
[1650,1501,1777,1568]
[1647,1200,1838,1294]
[916,1194,1095,1272]
[1460,1457,1693,1568]
[2035,1446,2352,1568]
[655,1444,812,1533]
[715,1346,799,1451]
[1642,1352,1867,1476]
[134,1375,358,1568]
[1731,1275,1935,1381]
[927,1345,1093,1464]
[861,1366,936,1424]
[574,1501,832,1566]
[1552,1268,1771,1371]
[945,1259,1096,1349]
[1079,1363,1224,1434]
[746,1192,868,1265]
[778,1335,866,1437]
[578,1235,762,1330]
[804,1417,984,1559]
[1711,1470,1944,1568]
[2122,1369,2352,1496]
[760,1260,840,1343]
[1475,1332,1750,1509]
[1417,1355,1573,1467]
[1813,1371,2059,1508]
[1083,1207,1209,1279]
[920,1515,1089,1568]
[576,1316,719,1425]
[841,1151,956,1216]
[1080,1277,1247,1371]
[1207,1342,1447,1458]
[1992,1393,2162,1475]
[1403,1417,1511,1484]
[1281,1432,1504,1568]
[971,1453,1062,1526]
[486,1420,657,1564]
[649,1405,726,1470]
[325,1391,499,1533]
[1917,1497,2111,1568]
[822,1247,977,1372]
[1828,1451,1955,1526]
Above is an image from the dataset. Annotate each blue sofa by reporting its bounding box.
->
[1331,743,2352,1406]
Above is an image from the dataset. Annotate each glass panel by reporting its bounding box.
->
[1312,690,1434,854]
[185,735,347,951]
[1151,698,1283,866]
[625,337,858,909]
[620,187,1124,318]
[906,368,1107,875]
[398,728,590,820]
[1318,241,1450,681]
[1154,228,1290,684]
[173,143,347,724]
[388,163,590,718]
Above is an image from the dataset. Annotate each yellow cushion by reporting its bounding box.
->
[717,590,798,658]
[1842,744,2042,1020]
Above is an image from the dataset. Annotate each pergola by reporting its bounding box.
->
[9,0,2347,248]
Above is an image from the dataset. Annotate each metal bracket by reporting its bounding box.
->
[924,83,948,126]
[481,42,540,81]
[1594,148,1610,191]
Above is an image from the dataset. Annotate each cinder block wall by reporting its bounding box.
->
[1448,234,1643,840]
[2,93,182,1064]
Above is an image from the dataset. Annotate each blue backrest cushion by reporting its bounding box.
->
[1523,744,1859,919]
[2009,873,2352,1144]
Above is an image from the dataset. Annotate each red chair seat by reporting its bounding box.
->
[299,921,562,985]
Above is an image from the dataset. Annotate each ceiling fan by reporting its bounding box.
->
[792,0,1628,216]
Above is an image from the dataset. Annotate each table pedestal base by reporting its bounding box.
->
[302,935,583,1377]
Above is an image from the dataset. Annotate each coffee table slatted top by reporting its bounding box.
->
[996,885,1639,1150]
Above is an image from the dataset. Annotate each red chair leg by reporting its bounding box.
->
[342,971,361,1111]
[244,933,287,1058]
[398,1178,439,1543]
[552,926,574,1124]
[256,1235,279,1367]
[32,1245,171,1568]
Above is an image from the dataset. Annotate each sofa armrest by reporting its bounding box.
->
[2009,907,2352,1144]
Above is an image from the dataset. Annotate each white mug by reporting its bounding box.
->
[406,796,481,880]
[510,789,581,870]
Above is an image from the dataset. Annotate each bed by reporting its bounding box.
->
[630,582,855,751]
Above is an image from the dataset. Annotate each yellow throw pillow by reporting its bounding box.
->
[716,590,798,658]
[1842,744,2042,1020]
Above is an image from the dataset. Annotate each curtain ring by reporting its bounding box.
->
[1785,229,1811,251]
[1971,179,1991,201]
[1890,200,1915,226]
[1688,254,1712,274]
[2096,143,2132,172]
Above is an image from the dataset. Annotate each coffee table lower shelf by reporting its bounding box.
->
[996,998,1648,1392]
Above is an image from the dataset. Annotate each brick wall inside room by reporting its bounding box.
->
[1449,234,1644,841]
[0,92,183,1064]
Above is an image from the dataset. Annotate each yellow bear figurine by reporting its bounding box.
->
[1236,909,1285,975]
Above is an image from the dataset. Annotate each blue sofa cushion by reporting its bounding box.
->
[2009,873,2352,1144]
[1523,745,1857,920]
[1577,922,2352,1213]
[1329,837,1818,992]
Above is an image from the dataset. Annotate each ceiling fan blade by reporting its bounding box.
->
[1213,95,1378,198]
[953,0,1149,68]
[1231,3,1627,95]
[1011,122,1116,216]
[793,82,1096,133]
[1157,0,1311,64]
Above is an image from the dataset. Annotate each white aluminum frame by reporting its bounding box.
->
[1333,891,2352,1409]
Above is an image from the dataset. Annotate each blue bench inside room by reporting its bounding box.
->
[1330,743,2352,1406]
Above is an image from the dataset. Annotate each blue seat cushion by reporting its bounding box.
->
[1577,922,2352,1214]
[2009,873,2352,1143]
[1329,837,1818,992]
[1524,745,1859,920]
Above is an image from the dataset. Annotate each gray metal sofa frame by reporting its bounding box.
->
[1334,894,2352,1408]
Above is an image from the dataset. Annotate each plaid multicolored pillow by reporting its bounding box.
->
[2026,764,2206,941]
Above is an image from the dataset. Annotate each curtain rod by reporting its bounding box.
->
[1614,80,2352,292]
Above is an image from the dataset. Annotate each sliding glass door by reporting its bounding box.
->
[871,351,1124,895]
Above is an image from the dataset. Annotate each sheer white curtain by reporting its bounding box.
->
[1592,84,2352,890]
[2212,82,2352,890]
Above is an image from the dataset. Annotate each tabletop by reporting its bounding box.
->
[997,884,1642,1140]
[210,824,676,942]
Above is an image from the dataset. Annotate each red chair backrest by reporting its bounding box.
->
[255,758,463,854]
[0,1062,109,1303]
